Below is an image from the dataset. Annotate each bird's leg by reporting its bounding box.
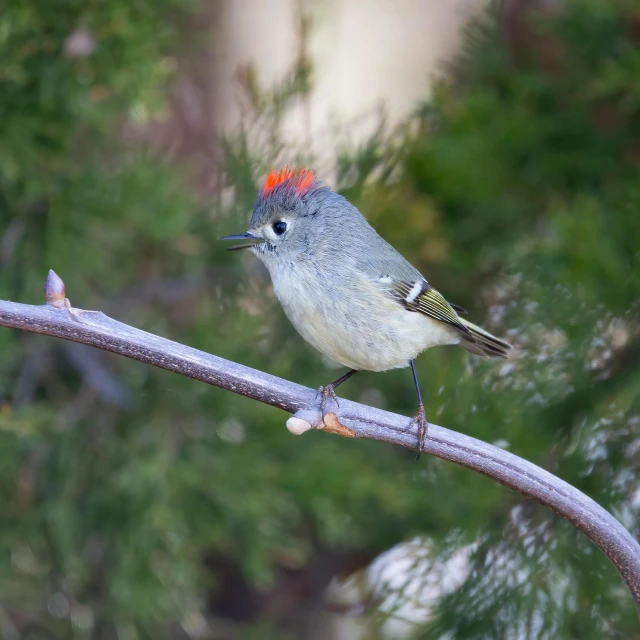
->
[317,369,358,414]
[410,360,429,459]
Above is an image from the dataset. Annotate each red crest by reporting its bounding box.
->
[261,167,317,197]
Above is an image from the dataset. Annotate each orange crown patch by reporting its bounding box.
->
[261,167,316,197]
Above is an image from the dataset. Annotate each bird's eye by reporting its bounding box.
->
[272,220,287,236]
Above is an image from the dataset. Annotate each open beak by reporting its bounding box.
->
[221,232,265,251]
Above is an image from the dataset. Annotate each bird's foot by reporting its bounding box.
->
[411,403,429,460]
[316,383,339,415]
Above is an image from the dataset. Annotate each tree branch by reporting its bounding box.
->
[1,271,639,617]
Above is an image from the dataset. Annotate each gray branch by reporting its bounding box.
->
[0,271,639,617]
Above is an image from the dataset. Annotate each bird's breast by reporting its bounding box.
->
[269,263,458,371]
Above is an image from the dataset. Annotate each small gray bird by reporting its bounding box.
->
[223,168,511,453]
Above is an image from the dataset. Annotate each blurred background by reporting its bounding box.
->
[1,0,639,637]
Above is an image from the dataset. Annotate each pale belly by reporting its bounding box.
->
[271,270,460,372]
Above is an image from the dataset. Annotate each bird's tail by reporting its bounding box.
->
[458,319,512,359]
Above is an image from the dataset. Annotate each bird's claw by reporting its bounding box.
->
[316,384,339,414]
[411,404,429,460]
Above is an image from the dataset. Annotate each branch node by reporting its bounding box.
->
[286,410,356,438]
[322,412,357,438]
[286,415,312,435]
[286,409,322,434]
[44,269,68,309]
[44,270,104,323]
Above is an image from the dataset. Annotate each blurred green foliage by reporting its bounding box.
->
[0,0,639,638]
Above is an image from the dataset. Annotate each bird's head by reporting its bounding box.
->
[222,167,355,265]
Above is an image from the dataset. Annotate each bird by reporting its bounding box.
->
[223,167,512,454]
